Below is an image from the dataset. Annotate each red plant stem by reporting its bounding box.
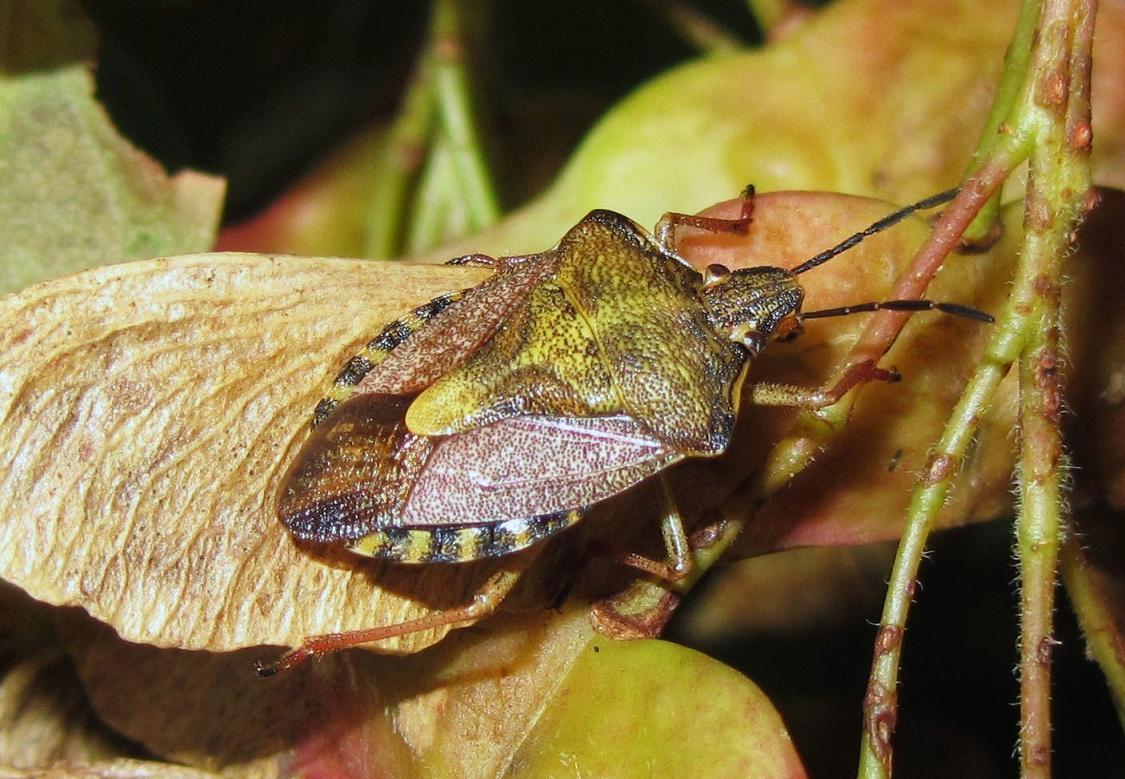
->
[844,157,1014,370]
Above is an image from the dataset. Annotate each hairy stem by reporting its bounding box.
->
[1013,0,1095,773]
[857,0,1095,774]
[962,0,1043,244]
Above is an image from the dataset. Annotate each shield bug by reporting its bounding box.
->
[257,188,991,675]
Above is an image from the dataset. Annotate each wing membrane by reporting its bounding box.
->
[356,253,558,395]
[278,394,432,542]
[404,414,679,525]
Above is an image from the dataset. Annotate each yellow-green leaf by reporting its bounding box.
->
[508,637,805,778]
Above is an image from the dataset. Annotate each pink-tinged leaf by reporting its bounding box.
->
[662,192,1121,556]
[405,414,678,523]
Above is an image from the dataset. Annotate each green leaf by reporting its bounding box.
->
[0,1,224,293]
[509,637,805,778]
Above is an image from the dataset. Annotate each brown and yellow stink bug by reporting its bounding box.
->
[257,188,990,675]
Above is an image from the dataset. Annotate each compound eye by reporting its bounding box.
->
[775,317,804,342]
[730,324,765,356]
[703,264,731,287]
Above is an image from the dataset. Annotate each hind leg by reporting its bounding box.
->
[255,569,521,676]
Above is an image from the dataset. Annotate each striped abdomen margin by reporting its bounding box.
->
[312,291,464,426]
[349,511,582,563]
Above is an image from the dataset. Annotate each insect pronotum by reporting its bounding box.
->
[257,187,990,676]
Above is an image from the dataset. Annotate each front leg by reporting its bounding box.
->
[655,185,756,253]
[747,361,901,409]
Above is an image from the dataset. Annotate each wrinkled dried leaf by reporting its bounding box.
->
[0,761,216,779]
[0,2,224,294]
[0,254,532,654]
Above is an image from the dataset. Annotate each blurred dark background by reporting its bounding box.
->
[81,0,759,219]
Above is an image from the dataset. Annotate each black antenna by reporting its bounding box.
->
[802,299,994,323]
[790,188,959,276]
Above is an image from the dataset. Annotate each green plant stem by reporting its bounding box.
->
[364,53,436,259]
[962,0,1042,244]
[1013,1,1095,773]
[406,136,458,255]
[643,0,745,53]
[855,157,1032,779]
[767,154,1023,484]
[1016,328,1064,778]
[1060,531,1125,729]
[431,0,500,233]
[857,0,1095,774]
[364,0,500,258]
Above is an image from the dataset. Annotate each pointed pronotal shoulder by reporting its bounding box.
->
[569,209,656,245]
[559,209,685,263]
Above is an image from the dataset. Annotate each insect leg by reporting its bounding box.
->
[654,185,756,252]
[747,361,901,409]
[255,569,521,677]
[595,476,692,582]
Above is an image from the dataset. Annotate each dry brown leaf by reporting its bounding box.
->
[0,648,133,770]
[57,612,413,777]
[0,253,533,654]
[0,760,217,779]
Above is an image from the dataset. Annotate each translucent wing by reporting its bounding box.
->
[354,254,559,395]
[277,394,432,543]
[404,414,680,525]
[313,254,561,425]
